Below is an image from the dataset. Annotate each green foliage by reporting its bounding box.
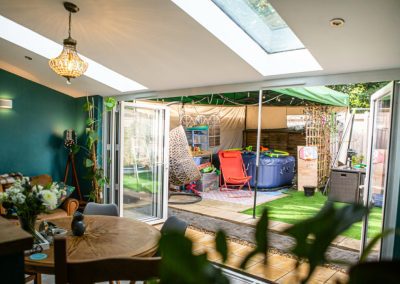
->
[329,82,388,108]
[284,202,368,283]
[215,231,228,263]
[81,96,116,202]
[240,208,269,269]
[158,232,229,284]
[104,97,117,111]
[158,200,398,283]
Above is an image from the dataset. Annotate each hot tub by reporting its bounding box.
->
[242,152,295,189]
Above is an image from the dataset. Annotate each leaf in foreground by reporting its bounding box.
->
[284,202,368,284]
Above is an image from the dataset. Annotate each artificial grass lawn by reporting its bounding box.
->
[242,190,382,240]
[123,172,154,193]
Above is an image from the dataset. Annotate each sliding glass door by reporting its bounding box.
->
[118,102,169,223]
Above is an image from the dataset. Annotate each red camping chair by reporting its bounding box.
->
[218,151,252,192]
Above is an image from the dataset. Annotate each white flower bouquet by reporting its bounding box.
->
[0,179,67,234]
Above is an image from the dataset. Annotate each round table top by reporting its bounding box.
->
[25,215,161,274]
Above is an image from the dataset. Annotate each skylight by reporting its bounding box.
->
[0,15,147,93]
[172,0,322,76]
[212,0,304,53]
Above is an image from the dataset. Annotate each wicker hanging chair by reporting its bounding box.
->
[169,126,201,186]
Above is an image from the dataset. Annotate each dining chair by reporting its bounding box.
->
[83,202,119,216]
[161,216,188,236]
[54,237,161,284]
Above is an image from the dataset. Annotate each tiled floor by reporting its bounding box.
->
[184,227,348,283]
[169,198,378,252]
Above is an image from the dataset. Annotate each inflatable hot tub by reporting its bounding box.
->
[242,152,295,189]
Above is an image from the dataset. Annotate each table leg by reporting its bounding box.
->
[34,273,42,284]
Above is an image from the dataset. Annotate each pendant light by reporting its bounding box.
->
[49,2,88,84]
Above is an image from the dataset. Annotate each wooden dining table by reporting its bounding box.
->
[24,215,161,275]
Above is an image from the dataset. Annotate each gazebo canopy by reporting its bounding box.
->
[157,86,349,107]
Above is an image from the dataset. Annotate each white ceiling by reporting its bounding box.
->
[0,0,399,98]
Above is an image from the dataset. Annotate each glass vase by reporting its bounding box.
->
[18,214,38,236]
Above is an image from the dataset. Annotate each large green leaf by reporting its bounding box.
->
[284,202,368,283]
[359,229,399,263]
[83,100,93,111]
[104,97,117,111]
[159,232,229,284]
[215,230,228,263]
[84,158,94,168]
[240,208,269,269]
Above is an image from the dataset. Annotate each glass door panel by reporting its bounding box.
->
[119,102,169,222]
[362,83,393,260]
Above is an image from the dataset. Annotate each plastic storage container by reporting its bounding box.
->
[196,172,219,192]
[242,152,295,189]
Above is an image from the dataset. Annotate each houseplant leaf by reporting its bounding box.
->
[215,230,228,263]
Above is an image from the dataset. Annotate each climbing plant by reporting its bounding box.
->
[82,96,116,202]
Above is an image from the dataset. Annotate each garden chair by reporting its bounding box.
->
[218,151,252,193]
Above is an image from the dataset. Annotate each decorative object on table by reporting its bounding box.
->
[0,179,67,236]
[63,128,83,201]
[29,253,48,261]
[71,211,86,236]
[39,221,68,243]
[49,2,88,84]
[303,185,316,197]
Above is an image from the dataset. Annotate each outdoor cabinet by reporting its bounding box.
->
[328,168,365,203]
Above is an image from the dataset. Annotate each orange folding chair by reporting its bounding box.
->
[218,150,252,192]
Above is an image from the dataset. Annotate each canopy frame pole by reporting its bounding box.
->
[252,89,263,218]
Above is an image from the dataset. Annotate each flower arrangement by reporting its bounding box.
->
[0,179,67,234]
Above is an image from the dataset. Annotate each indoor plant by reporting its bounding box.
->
[0,179,66,235]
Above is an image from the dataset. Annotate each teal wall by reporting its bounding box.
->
[0,69,79,180]
[0,69,100,199]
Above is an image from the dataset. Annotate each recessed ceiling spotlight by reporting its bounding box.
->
[24,55,32,60]
[330,18,345,27]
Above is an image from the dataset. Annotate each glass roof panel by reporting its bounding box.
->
[211,0,304,53]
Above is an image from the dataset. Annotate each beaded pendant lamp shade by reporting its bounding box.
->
[49,2,88,84]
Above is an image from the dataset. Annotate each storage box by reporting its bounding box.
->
[196,172,219,192]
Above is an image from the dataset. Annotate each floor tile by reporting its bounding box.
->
[246,263,289,281]
[325,271,349,284]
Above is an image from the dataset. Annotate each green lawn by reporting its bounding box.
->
[242,190,382,240]
[123,172,155,193]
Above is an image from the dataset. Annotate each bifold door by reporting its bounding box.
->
[117,102,169,223]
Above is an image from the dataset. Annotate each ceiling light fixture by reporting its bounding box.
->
[49,2,88,84]
[0,15,147,92]
[330,18,345,27]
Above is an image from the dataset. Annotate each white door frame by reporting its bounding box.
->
[118,101,169,224]
[361,82,398,259]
